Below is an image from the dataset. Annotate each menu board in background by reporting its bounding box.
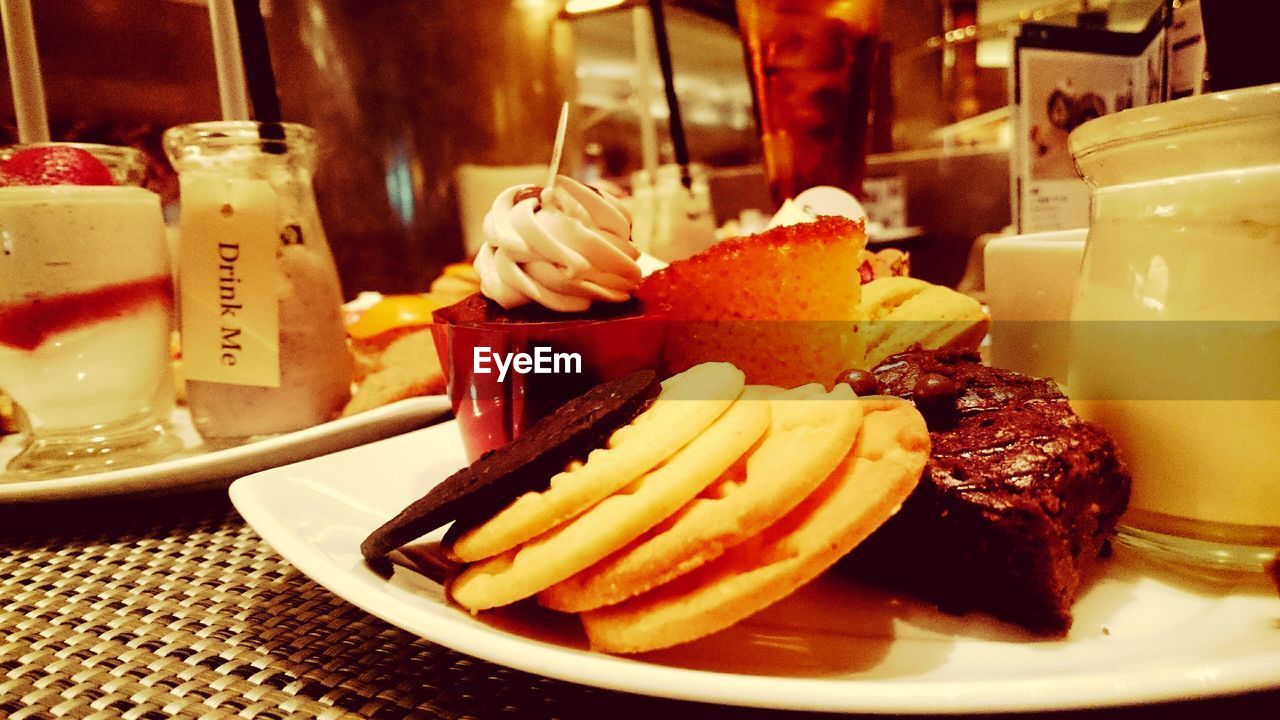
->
[1010,8,1166,233]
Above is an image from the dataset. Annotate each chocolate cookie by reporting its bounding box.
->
[360,370,661,562]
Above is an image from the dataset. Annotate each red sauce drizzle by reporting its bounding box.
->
[0,275,173,351]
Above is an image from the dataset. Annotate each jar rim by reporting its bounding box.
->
[1068,82,1280,160]
[162,121,315,149]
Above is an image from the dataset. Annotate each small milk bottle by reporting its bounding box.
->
[164,121,353,443]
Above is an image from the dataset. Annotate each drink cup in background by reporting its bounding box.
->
[737,0,883,206]
[984,229,1087,383]
[0,144,181,479]
[629,163,718,263]
[456,164,547,258]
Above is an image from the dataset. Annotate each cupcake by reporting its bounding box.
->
[432,176,665,460]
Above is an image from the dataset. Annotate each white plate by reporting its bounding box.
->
[230,421,1280,714]
[0,396,449,503]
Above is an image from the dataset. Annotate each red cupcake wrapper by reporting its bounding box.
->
[431,308,665,462]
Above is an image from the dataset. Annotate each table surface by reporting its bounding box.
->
[1,486,1277,719]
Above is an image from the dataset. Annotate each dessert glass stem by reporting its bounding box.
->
[5,409,181,481]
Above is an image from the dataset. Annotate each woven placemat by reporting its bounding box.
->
[1,490,1275,720]
[0,491,825,720]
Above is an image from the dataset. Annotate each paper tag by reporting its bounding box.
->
[178,175,281,387]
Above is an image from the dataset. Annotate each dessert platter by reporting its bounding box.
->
[229,168,1280,711]
[231,420,1280,713]
[0,142,458,501]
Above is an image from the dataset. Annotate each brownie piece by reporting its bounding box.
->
[844,350,1130,635]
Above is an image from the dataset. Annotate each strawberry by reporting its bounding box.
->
[0,146,115,186]
[858,259,875,285]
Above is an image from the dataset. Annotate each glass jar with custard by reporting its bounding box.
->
[1066,83,1280,570]
[164,122,353,443]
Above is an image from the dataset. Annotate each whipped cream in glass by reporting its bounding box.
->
[474,175,641,313]
[0,145,181,479]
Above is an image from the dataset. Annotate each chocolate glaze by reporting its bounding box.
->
[845,350,1131,635]
[835,368,880,397]
[512,186,543,206]
[433,292,645,325]
[873,350,1062,416]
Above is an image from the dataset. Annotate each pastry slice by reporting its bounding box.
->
[638,216,867,388]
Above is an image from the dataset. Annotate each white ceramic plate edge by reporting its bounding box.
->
[228,424,1280,714]
[0,395,450,502]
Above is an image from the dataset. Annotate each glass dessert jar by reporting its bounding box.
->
[0,144,180,478]
[1066,83,1280,570]
[164,122,352,443]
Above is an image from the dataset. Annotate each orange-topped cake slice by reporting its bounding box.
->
[638,216,866,387]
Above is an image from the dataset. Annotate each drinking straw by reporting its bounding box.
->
[546,102,569,190]
[631,7,660,180]
[646,0,690,185]
[232,0,281,122]
[231,0,283,147]
[0,0,49,143]
[206,0,250,121]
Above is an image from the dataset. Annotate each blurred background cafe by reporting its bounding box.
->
[3,0,1272,297]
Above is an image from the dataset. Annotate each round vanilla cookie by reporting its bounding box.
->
[361,370,661,562]
[539,382,866,613]
[448,394,771,612]
[859,277,990,368]
[580,397,929,655]
[447,362,745,563]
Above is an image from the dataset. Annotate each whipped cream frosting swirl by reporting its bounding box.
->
[474,175,641,312]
